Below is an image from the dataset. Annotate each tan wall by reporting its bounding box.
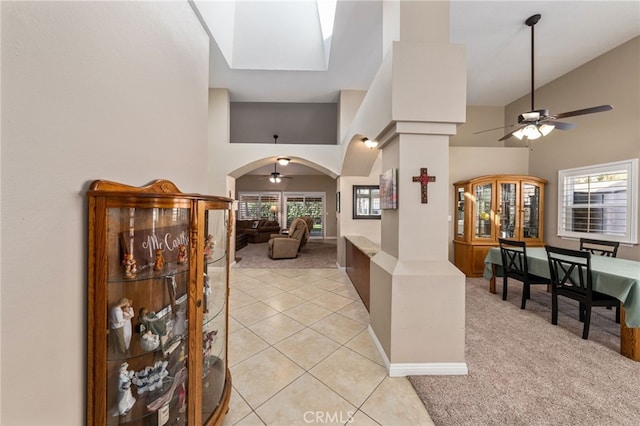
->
[450,106,506,147]
[448,147,530,262]
[506,36,640,260]
[1,2,210,423]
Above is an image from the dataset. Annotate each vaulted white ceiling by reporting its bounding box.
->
[193,0,639,106]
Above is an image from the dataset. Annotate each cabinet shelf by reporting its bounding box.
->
[87,179,232,426]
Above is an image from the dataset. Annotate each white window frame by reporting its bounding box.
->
[557,158,638,244]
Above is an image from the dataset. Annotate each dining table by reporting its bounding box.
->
[484,246,640,361]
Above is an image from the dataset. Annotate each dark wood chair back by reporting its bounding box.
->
[545,245,619,339]
[499,238,528,280]
[498,238,549,309]
[579,237,619,257]
[546,245,591,294]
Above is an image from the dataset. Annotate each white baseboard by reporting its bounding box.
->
[367,326,468,377]
[388,362,468,377]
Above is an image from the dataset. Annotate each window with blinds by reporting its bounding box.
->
[557,159,638,244]
[237,192,280,220]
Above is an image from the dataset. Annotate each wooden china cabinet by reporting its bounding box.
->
[453,174,546,277]
[87,179,232,426]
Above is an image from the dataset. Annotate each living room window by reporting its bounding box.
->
[557,158,638,244]
[237,192,281,220]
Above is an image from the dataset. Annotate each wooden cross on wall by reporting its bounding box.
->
[412,168,436,203]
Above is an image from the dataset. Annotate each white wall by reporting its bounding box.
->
[1,2,210,423]
[336,154,382,266]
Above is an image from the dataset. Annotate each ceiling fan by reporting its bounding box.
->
[256,134,292,183]
[478,13,613,142]
[263,161,292,183]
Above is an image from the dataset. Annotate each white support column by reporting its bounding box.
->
[368,1,468,376]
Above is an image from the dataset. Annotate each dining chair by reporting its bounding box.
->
[579,237,619,257]
[498,238,550,309]
[544,245,620,339]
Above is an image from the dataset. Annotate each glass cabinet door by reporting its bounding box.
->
[455,186,466,239]
[107,205,191,425]
[498,182,518,239]
[521,182,542,239]
[473,182,493,239]
[200,207,228,423]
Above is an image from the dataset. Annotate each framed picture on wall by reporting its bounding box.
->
[380,168,397,209]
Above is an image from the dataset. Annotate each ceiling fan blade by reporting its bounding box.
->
[474,123,518,135]
[498,125,527,142]
[544,120,576,131]
[554,105,613,119]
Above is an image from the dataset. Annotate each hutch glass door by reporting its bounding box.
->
[455,187,465,239]
[200,206,228,422]
[522,182,542,239]
[473,182,493,239]
[107,204,192,425]
[498,182,518,239]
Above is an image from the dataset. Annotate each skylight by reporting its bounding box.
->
[193,0,337,71]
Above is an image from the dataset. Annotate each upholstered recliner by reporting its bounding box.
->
[300,216,314,237]
[268,218,309,259]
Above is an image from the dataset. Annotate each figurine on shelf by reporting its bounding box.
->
[132,360,168,394]
[116,362,136,416]
[172,304,187,337]
[204,234,215,259]
[122,253,137,279]
[153,249,164,271]
[177,382,186,413]
[137,308,167,337]
[122,299,134,351]
[203,274,211,314]
[110,298,133,353]
[203,329,218,358]
[177,244,187,264]
[147,367,188,412]
[139,330,160,352]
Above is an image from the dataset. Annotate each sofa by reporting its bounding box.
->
[236,219,281,243]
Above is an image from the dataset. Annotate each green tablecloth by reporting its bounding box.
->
[484,247,640,327]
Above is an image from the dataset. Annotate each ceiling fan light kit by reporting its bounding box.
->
[269,174,282,183]
[478,13,613,143]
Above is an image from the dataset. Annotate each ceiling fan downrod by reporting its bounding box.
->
[526,14,541,112]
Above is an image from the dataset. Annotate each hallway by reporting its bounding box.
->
[222,267,434,425]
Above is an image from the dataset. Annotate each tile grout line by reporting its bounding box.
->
[228,269,392,425]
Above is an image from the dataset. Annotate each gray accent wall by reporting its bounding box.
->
[230,102,338,144]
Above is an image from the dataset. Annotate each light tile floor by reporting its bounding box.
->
[222,268,434,426]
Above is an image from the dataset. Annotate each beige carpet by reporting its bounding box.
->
[409,277,640,426]
[234,240,337,269]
